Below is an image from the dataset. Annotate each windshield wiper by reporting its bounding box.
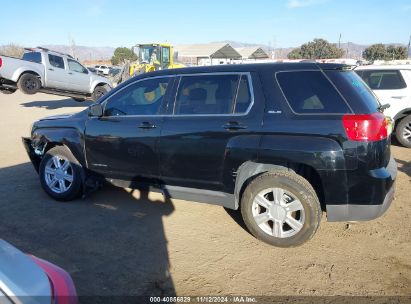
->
[378,103,390,112]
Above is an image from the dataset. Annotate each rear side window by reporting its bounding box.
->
[48,54,65,69]
[325,70,380,113]
[234,75,252,114]
[276,71,351,114]
[358,70,406,90]
[22,52,42,63]
[174,74,239,115]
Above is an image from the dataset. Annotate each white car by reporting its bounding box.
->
[355,65,411,148]
[94,65,110,75]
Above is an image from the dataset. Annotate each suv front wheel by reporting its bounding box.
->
[39,146,83,201]
[241,170,322,247]
[395,115,411,148]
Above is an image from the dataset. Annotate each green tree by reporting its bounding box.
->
[363,44,387,61]
[385,45,408,60]
[287,38,344,59]
[111,47,137,65]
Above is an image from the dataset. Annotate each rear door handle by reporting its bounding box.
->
[68,72,73,75]
[391,96,406,99]
[48,68,54,71]
[138,122,157,129]
[223,121,247,130]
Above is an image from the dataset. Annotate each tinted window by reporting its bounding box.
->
[67,59,88,74]
[326,70,380,113]
[175,74,239,115]
[48,54,65,69]
[358,70,406,90]
[276,71,350,114]
[104,77,171,116]
[22,52,42,63]
[234,75,252,114]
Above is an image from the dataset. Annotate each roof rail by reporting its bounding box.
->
[36,46,74,59]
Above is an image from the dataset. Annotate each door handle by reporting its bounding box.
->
[48,68,54,71]
[138,122,157,129]
[391,96,406,99]
[223,121,247,130]
[68,72,73,75]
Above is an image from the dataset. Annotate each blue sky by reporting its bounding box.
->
[1,0,410,48]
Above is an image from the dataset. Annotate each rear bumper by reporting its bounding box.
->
[22,137,41,173]
[327,157,397,222]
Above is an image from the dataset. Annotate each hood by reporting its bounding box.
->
[0,239,51,304]
[40,113,74,121]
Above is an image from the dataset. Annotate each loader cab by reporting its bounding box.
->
[135,44,173,70]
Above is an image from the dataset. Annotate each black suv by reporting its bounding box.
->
[23,63,397,247]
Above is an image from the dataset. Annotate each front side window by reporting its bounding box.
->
[358,70,407,90]
[48,54,65,69]
[104,77,171,116]
[276,71,350,114]
[67,59,88,74]
[162,47,170,64]
[174,74,241,115]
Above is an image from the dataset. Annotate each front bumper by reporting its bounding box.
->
[327,157,397,222]
[22,137,41,173]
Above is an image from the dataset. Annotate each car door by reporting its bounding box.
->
[45,54,70,89]
[85,76,174,181]
[358,69,409,119]
[66,58,91,93]
[158,72,264,192]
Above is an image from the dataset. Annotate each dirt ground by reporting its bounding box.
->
[0,91,410,299]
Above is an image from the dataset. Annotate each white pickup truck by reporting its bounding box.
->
[0,47,112,101]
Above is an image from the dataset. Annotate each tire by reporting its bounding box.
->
[72,97,85,102]
[39,146,83,201]
[17,73,41,95]
[0,88,16,94]
[395,115,411,148]
[92,85,108,101]
[240,170,322,247]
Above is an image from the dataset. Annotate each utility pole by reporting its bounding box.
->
[408,35,411,59]
[338,33,341,49]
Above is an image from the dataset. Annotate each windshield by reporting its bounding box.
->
[325,70,381,114]
[139,46,160,63]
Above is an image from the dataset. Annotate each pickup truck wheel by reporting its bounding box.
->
[73,98,85,102]
[17,73,41,95]
[92,85,108,101]
[241,170,322,247]
[39,146,83,201]
[395,115,411,148]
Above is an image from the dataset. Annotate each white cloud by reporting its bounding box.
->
[287,0,328,8]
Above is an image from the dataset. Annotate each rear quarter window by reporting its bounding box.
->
[276,70,351,114]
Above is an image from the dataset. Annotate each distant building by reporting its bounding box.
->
[235,47,269,60]
[174,43,241,65]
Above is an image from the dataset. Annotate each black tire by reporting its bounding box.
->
[39,146,83,201]
[0,88,16,94]
[240,170,322,247]
[92,85,108,101]
[17,73,41,95]
[72,97,85,102]
[395,115,411,148]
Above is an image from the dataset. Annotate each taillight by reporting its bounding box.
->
[342,113,388,141]
[0,57,2,68]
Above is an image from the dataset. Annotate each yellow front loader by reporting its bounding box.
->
[129,43,185,76]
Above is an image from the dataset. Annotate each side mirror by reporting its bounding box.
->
[89,103,103,117]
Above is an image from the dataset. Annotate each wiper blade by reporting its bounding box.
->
[378,103,390,112]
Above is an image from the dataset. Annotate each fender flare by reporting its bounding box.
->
[12,67,44,85]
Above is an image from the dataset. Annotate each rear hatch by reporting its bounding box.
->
[323,65,391,169]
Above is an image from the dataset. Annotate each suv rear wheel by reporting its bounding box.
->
[241,170,322,247]
[395,115,411,148]
[39,146,83,201]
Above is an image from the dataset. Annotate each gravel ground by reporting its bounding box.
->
[0,91,410,300]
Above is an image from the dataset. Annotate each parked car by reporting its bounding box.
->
[0,239,77,304]
[0,47,111,101]
[355,65,411,148]
[94,65,110,75]
[23,63,397,247]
